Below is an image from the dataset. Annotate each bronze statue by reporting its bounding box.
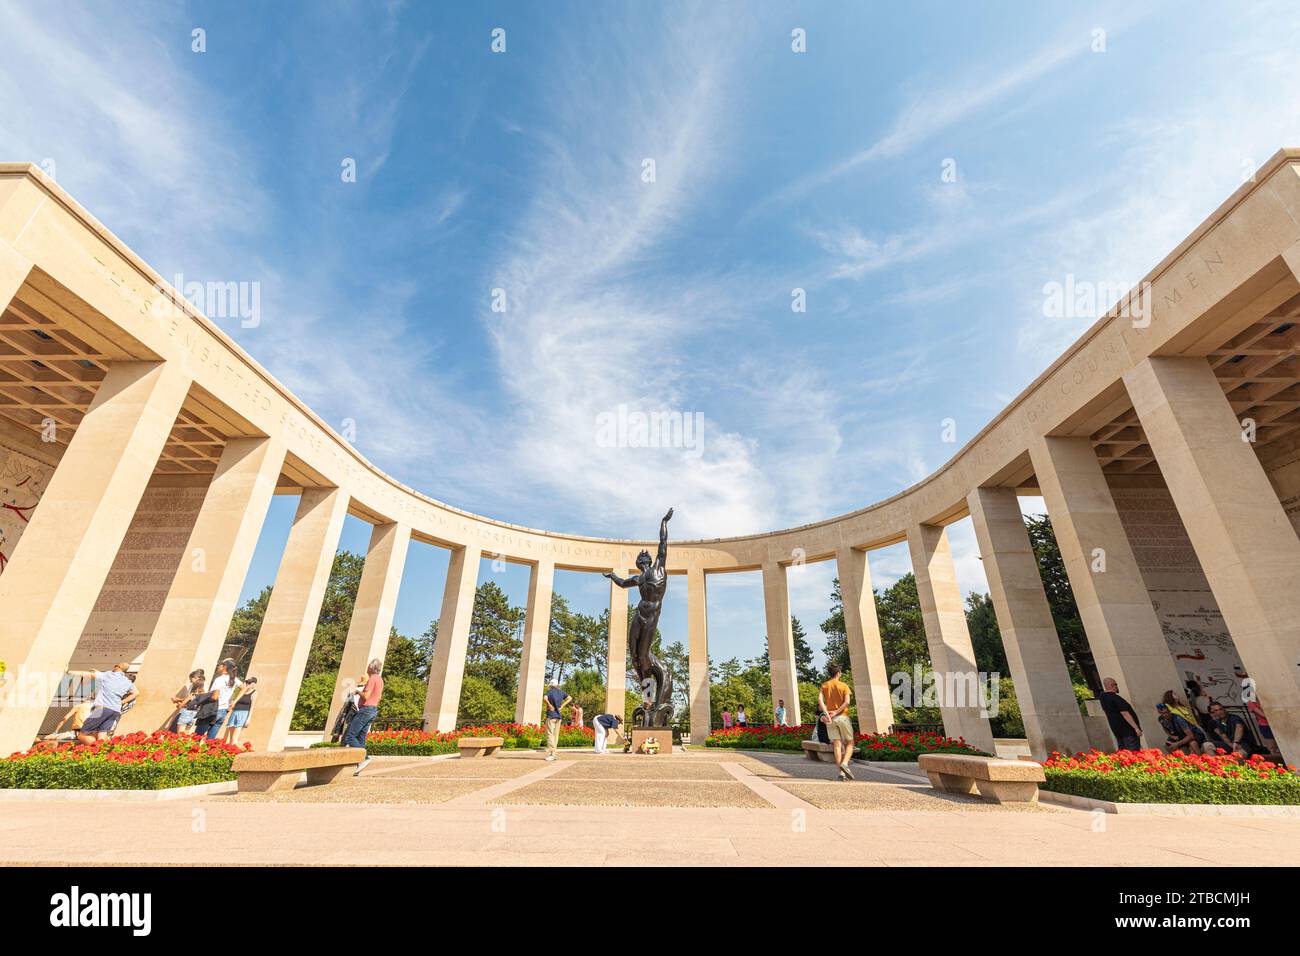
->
[604,508,674,728]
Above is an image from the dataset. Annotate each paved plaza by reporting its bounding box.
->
[5,749,1297,867]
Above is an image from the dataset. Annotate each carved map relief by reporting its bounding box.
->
[69,482,208,669]
[1111,485,1246,706]
[0,442,52,575]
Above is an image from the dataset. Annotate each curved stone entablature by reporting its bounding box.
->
[4,153,1299,572]
[3,151,1300,760]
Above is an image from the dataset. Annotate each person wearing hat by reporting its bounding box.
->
[543,681,571,761]
[1156,702,1208,754]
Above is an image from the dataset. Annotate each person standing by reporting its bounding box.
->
[205,659,242,740]
[1186,679,1214,732]
[162,668,205,733]
[570,701,584,729]
[544,681,570,761]
[344,659,384,773]
[774,699,787,726]
[592,713,621,754]
[721,708,733,729]
[818,664,855,780]
[67,662,137,743]
[1098,677,1142,751]
[174,675,208,736]
[736,705,748,728]
[223,676,257,746]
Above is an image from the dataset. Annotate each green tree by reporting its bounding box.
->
[382,628,423,681]
[463,580,525,700]
[226,585,271,653]
[965,591,1008,676]
[414,619,437,681]
[545,592,577,684]
[753,617,818,683]
[290,671,335,731]
[790,617,818,683]
[875,573,929,674]
[1025,513,1098,692]
[820,578,850,675]
[302,550,367,677]
[562,668,607,724]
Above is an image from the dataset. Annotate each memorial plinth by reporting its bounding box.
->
[630,727,673,754]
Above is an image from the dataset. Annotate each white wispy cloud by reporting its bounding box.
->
[474,11,862,539]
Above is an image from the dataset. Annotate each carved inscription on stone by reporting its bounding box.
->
[70,483,208,669]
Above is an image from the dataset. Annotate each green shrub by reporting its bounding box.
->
[291,671,336,731]
[457,675,514,724]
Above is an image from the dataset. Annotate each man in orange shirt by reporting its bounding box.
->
[818,664,855,780]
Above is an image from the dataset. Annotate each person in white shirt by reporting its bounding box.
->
[204,659,243,740]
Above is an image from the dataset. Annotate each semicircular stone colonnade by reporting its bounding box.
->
[3,154,1300,763]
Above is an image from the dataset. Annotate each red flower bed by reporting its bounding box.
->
[341,722,595,755]
[704,724,987,760]
[1042,748,1299,804]
[0,731,249,790]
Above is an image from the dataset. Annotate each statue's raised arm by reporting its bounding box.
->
[656,507,673,570]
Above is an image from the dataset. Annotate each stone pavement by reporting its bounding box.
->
[3,749,1296,866]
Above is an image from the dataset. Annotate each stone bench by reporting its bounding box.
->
[802,740,852,763]
[232,747,365,793]
[457,736,504,758]
[918,753,1045,804]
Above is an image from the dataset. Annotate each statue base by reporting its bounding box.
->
[630,726,674,755]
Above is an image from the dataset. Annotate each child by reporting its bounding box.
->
[45,698,95,741]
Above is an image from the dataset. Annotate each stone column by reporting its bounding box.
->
[514,558,554,724]
[0,361,190,758]
[762,559,801,726]
[906,523,997,753]
[423,543,482,732]
[125,437,286,733]
[1028,434,1181,730]
[324,521,411,736]
[242,487,349,752]
[1126,355,1300,762]
[967,486,1091,758]
[605,569,628,717]
[834,546,894,734]
[687,567,711,742]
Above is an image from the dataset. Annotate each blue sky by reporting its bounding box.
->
[4,1,1300,669]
